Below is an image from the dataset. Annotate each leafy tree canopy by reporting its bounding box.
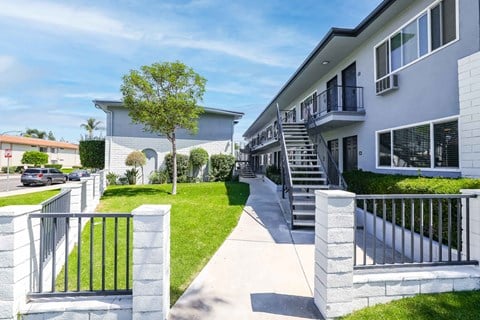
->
[21,150,48,166]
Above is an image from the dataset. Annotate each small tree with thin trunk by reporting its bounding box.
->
[21,150,48,167]
[121,61,206,194]
[125,150,147,184]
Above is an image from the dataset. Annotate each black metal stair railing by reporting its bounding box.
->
[276,103,294,227]
[307,110,348,190]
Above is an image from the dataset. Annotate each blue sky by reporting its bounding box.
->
[0,0,381,143]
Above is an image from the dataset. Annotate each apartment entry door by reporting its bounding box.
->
[343,136,358,172]
[326,76,338,113]
[327,139,339,184]
[342,62,357,111]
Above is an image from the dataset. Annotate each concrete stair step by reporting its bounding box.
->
[292,192,316,197]
[292,219,315,227]
[292,177,327,182]
[292,184,329,189]
[291,171,323,175]
[292,209,315,216]
[292,200,315,206]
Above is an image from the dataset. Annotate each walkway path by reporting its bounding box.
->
[168,177,322,320]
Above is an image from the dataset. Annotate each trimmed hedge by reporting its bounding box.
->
[210,154,235,181]
[79,140,105,169]
[165,153,189,183]
[45,164,63,170]
[344,170,480,195]
[266,165,281,185]
[1,166,17,173]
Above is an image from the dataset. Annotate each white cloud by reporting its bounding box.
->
[0,1,141,40]
[64,92,121,100]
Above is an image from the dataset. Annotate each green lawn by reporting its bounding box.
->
[0,189,60,206]
[56,181,250,304]
[342,291,480,320]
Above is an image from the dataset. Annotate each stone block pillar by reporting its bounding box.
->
[314,190,356,319]
[458,52,480,177]
[81,177,94,205]
[0,205,42,320]
[132,205,170,320]
[461,189,480,262]
[61,184,82,213]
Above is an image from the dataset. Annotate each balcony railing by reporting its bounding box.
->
[308,85,364,120]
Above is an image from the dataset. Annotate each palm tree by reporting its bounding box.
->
[23,128,47,139]
[80,118,102,139]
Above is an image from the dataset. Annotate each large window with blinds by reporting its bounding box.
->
[375,0,457,81]
[377,119,459,169]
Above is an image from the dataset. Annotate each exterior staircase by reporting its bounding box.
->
[239,165,256,178]
[282,122,328,228]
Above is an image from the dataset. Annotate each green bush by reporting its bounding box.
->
[125,168,138,185]
[265,165,281,185]
[344,170,480,248]
[106,172,119,185]
[149,169,169,184]
[344,170,480,195]
[21,151,48,166]
[164,153,190,183]
[1,166,17,173]
[210,154,235,181]
[79,140,105,169]
[189,148,209,169]
[45,164,63,170]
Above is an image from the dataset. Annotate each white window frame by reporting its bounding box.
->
[373,0,459,82]
[375,115,460,171]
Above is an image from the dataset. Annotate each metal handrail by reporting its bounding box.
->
[307,110,347,190]
[276,103,294,226]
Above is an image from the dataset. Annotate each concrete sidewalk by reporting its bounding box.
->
[169,177,322,320]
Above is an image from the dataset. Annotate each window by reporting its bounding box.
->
[393,124,430,168]
[375,0,457,81]
[378,132,391,166]
[434,120,458,168]
[377,118,459,170]
[39,147,47,152]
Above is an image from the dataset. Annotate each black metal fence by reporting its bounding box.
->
[40,190,71,263]
[29,212,132,298]
[354,194,478,269]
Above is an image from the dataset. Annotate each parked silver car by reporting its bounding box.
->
[21,168,67,186]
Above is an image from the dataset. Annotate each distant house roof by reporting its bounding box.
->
[93,100,244,120]
[0,135,79,149]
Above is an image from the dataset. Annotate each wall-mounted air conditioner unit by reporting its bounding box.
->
[376,74,398,95]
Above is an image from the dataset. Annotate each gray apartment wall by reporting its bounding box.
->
[262,0,480,177]
[108,106,234,141]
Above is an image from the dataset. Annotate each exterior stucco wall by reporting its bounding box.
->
[109,107,234,141]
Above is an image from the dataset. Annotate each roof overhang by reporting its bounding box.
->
[93,100,244,120]
[243,0,416,138]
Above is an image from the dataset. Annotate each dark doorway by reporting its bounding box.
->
[343,136,358,172]
[342,62,357,111]
[326,76,338,113]
[327,139,339,184]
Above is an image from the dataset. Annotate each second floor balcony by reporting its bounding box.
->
[305,85,366,130]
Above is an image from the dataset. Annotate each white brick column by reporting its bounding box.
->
[81,177,94,204]
[314,190,356,320]
[458,52,480,178]
[461,189,480,262]
[0,205,42,320]
[132,205,170,320]
[61,184,82,213]
[90,174,100,199]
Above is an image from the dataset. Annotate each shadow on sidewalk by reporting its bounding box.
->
[250,292,323,319]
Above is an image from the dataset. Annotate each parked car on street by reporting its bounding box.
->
[67,169,90,181]
[21,168,67,186]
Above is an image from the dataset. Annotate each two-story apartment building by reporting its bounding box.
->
[243,0,480,227]
[0,135,80,168]
[94,100,243,180]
